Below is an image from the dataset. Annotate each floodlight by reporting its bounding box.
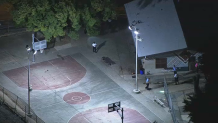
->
[129,26,133,30]
[40,49,44,53]
[33,50,37,55]
[134,30,139,34]
[137,38,142,41]
[26,45,31,51]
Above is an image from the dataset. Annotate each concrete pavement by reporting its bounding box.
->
[0,26,198,123]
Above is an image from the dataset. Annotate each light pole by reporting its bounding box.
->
[26,45,37,115]
[129,25,142,93]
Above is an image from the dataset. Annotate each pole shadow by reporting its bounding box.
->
[97,41,107,53]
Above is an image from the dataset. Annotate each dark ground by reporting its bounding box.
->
[0,104,25,123]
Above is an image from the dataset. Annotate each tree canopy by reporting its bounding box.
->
[183,48,218,123]
[1,0,117,41]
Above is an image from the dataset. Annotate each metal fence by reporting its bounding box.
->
[170,88,195,123]
[163,77,178,123]
[0,85,45,123]
[0,20,26,37]
[164,77,194,123]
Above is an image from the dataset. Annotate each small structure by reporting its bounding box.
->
[124,0,213,74]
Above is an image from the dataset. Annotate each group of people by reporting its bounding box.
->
[144,65,179,89]
[144,63,199,88]
[173,61,199,85]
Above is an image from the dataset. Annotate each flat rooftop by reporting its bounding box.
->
[125,0,187,57]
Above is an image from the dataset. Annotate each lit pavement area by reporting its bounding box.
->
[28,53,160,123]
[69,107,150,123]
[3,56,86,90]
[63,92,90,104]
[0,30,173,123]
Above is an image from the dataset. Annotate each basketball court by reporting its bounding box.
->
[3,56,86,90]
[63,92,91,104]
[1,53,161,123]
[69,107,150,123]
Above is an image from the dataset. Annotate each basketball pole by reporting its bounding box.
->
[27,50,31,115]
[121,108,123,123]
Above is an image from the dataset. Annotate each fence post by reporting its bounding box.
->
[183,90,186,100]
[7,22,9,33]
[25,106,26,120]
[14,96,18,113]
[2,87,4,104]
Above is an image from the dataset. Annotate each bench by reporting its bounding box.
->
[102,57,115,66]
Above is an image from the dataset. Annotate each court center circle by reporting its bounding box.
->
[71,96,82,101]
[63,92,90,104]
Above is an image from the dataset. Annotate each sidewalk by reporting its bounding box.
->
[0,29,197,123]
[60,29,173,122]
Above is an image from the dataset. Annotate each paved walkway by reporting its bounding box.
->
[0,26,198,123]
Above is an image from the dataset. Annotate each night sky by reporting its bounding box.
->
[174,0,218,51]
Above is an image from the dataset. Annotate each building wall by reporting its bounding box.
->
[141,58,165,74]
[141,56,189,74]
[167,56,188,68]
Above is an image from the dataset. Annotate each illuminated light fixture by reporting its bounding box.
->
[137,38,142,41]
[26,45,31,51]
[134,30,139,34]
[159,91,164,93]
[129,26,133,30]
[33,50,37,55]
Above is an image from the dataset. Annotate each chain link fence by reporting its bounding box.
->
[0,85,45,123]
[0,20,26,37]
[164,77,194,123]
[163,77,179,123]
[170,88,194,123]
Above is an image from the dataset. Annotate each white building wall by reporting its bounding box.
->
[167,56,188,68]
[141,59,164,74]
[141,56,189,74]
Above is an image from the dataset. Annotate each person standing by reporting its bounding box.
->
[174,74,179,85]
[108,19,112,29]
[145,78,150,90]
[84,28,87,34]
[173,65,177,74]
[92,42,97,53]
[195,62,199,73]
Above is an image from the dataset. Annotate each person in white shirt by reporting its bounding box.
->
[174,74,179,85]
[145,78,150,90]
[92,42,97,53]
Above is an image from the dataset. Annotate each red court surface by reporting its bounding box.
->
[69,107,151,123]
[3,56,86,90]
[63,92,90,104]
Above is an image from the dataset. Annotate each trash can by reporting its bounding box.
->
[140,70,144,75]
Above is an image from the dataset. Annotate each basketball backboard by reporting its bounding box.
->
[33,40,47,50]
[108,101,121,113]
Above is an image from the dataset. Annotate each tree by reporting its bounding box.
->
[183,48,218,123]
[1,0,117,41]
